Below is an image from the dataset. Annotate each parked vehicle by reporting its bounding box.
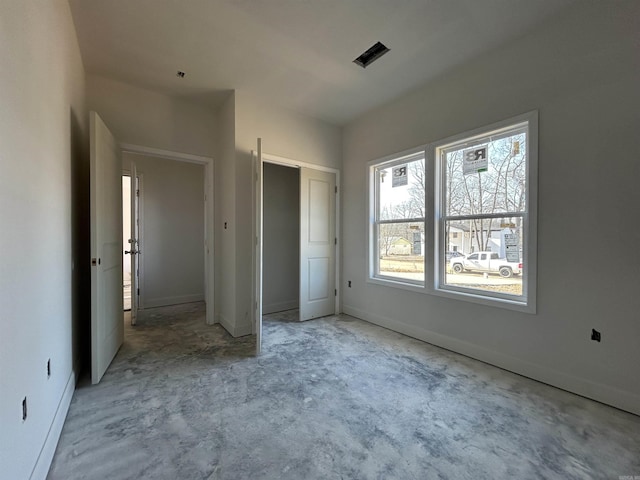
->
[449,251,522,278]
[445,251,463,262]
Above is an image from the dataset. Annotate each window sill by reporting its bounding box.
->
[367,275,425,294]
[366,274,536,314]
[430,285,536,314]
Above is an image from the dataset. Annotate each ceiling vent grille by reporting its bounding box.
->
[353,42,390,68]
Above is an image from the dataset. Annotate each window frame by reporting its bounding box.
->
[429,111,538,313]
[367,147,427,292]
[366,111,538,313]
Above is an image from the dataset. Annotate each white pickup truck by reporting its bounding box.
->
[449,252,522,278]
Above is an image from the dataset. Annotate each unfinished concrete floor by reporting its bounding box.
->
[48,303,640,479]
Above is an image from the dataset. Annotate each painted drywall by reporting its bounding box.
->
[87,73,220,317]
[0,1,87,478]
[216,92,237,333]
[86,74,218,158]
[123,153,204,308]
[263,163,300,314]
[342,1,640,414]
[228,91,342,336]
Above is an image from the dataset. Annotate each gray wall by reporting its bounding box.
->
[342,1,640,414]
[124,153,205,308]
[0,1,88,478]
[263,163,300,314]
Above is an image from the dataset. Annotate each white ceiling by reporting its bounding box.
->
[69,0,576,125]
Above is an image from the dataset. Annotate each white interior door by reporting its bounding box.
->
[129,162,139,325]
[300,168,336,321]
[254,139,263,354]
[90,111,124,384]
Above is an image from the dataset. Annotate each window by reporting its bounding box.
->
[369,150,425,286]
[367,111,537,312]
[435,112,537,310]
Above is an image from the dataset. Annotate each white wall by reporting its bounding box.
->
[342,1,640,414]
[226,91,342,336]
[87,73,219,317]
[123,153,205,308]
[263,163,300,314]
[86,74,218,158]
[215,92,237,331]
[0,1,87,478]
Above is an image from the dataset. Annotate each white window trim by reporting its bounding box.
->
[367,146,427,290]
[367,111,538,314]
[428,110,538,313]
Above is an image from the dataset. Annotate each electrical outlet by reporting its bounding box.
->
[47,359,51,378]
[22,397,27,421]
[591,329,601,342]
[348,280,352,288]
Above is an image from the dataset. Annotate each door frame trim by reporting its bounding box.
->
[121,169,144,314]
[120,143,215,326]
[253,151,341,332]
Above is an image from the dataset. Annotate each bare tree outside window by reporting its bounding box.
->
[372,154,425,283]
[440,123,530,298]
[368,112,536,310]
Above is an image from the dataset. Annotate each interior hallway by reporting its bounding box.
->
[48,304,640,479]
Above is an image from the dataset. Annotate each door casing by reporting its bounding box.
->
[120,143,215,326]
[253,149,341,348]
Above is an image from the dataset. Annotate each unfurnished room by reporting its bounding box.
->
[1,1,639,479]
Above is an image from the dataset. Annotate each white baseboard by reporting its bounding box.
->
[218,314,253,338]
[234,322,253,337]
[143,294,204,309]
[343,305,640,416]
[30,369,76,480]
[218,313,234,336]
[263,300,298,315]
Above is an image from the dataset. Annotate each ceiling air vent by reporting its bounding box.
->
[353,41,390,68]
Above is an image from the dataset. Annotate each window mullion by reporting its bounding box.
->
[444,212,525,222]
[377,217,425,225]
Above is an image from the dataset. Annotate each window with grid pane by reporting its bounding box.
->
[370,151,425,285]
[436,116,534,306]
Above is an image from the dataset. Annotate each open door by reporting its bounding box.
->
[254,139,263,354]
[90,111,124,384]
[300,167,336,321]
[127,162,139,325]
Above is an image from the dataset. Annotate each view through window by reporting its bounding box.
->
[368,112,537,310]
[437,120,531,302]
[372,152,425,284]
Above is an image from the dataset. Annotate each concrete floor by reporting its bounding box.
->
[48,303,640,479]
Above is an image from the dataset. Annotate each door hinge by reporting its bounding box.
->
[137,288,140,296]
[334,289,337,296]
[334,238,337,245]
[335,186,338,194]
[136,189,140,197]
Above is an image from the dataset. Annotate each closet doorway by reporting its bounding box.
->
[254,148,340,353]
